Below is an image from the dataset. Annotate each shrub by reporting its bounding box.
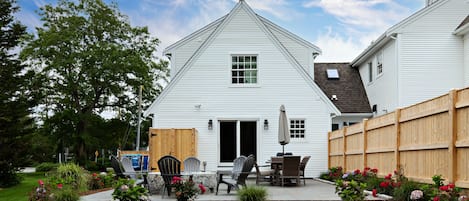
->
[393,180,423,201]
[36,163,59,172]
[0,164,22,187]
[237,186,268,201]
[335,179,367,201]
[319,166,343,181]
[50,186,79,201]
[89,172,115,190]
[46,163,90,192]
[112,178,149,201]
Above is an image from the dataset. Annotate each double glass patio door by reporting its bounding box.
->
[219,120,257,164]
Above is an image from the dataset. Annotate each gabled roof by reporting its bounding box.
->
[454,15,469,35]
[352,0,449,66]
[314,63,372,113]
[145,0,340,116]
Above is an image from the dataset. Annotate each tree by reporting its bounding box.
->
[0,0,36,187]
[21,0,168,164]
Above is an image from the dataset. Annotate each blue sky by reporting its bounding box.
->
[16,0,426,62]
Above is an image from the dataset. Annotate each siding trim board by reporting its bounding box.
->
[145,0,340,116]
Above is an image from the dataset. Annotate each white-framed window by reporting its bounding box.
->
[231,55,257,84]
[377,51,383,75]
[368,62,373,83]
[290,119,305,138]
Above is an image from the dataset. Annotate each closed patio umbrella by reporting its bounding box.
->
[278,105,290,154]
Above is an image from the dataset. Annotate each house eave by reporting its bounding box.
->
[337,113,373,117]
[454,23,469,36]
[351,33,392,67]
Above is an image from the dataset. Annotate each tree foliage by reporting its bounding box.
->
[21,0,168,164]
[0,0,36,187]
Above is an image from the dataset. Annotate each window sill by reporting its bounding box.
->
[229,84,261,88]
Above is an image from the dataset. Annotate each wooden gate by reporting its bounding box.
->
[148,128,198,172]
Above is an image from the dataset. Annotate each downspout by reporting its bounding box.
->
[389,33,400,108]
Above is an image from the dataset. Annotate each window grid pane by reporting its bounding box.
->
[231,55,258,84]
[289,119,305,139]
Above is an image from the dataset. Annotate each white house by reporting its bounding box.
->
[145,0,370,177]
[351,0,469,116]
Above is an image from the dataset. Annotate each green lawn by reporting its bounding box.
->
[0,172,46,201]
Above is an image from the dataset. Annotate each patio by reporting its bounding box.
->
[80,178,341,201]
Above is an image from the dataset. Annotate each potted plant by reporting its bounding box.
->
[172,176,206,201]
[112,178,150,201]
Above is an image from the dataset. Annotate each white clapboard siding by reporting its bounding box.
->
[150,5,332,177]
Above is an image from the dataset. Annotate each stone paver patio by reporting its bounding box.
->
[80,178,342,201]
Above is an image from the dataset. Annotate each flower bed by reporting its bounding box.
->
[320,167,469,201]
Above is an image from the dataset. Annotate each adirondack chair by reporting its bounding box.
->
[121,157,145,184]
[157,155,181,198]
[183,156,200,174]
[216,155,255,195]
[111,155,127,179]
[299,156,311,185]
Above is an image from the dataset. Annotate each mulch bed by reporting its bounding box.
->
[79,187,113,196]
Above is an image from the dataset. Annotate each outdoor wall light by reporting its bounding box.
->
[208,119,213,130]
[264,119,269,130]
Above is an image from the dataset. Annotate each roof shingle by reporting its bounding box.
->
[314,63,371,113]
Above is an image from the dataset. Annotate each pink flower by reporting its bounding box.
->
[38,180,44,185]
[433,196,440,201]
[372,189,377,197]
[57,183,63,189]
[198,183,206,194]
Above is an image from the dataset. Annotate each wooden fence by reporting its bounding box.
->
[328,88,469,188]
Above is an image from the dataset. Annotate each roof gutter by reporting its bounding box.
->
[454,23,469,36]
[351,33,391,67]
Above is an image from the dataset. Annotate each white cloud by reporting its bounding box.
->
[304,0,412,31]
[314,27,365,62]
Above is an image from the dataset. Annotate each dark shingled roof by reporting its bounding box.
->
[314,63,371,113]
[456,15,469,30]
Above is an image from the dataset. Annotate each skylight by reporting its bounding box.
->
[326,69,339,79]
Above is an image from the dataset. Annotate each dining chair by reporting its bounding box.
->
[157,155,181,198]
[279,156,301,186]
[254,161,274,185]
[299,156,311,185]
[183,156,201,174]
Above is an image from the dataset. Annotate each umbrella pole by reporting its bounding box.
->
[282,145,285,155]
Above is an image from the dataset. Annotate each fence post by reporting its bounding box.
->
[394,108,401,173]
[343,127,347,171]
[362,119,368,169]
[448,89,457,183]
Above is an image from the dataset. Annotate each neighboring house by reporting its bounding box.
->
[314,63,372,130]
[351,0,469,116]
[144,0,369,177]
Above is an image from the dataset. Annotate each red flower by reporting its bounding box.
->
[448,183,455,189]
[354,169,360,175]
[439,185,449,192]
[198,183,206,194]
[380,181,389,188]
[57,183,63,189]
[364,167,371,171]
[38,180,44,185]
[371,168,378,173]
[171,176,182,184]
[372,189,377,197]
[362,170,368,177]
[92,173,97,177]
[392,182,401,187]
[385,173,392,180]
[433,196,440,201]
[394,170,398,175]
